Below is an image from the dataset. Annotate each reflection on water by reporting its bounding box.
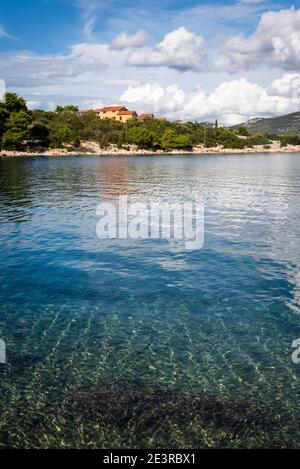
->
[0,153,300,448]
[98,159,131,199]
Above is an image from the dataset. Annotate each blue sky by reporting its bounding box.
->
[0,0,289,51]
[1,0,300,124]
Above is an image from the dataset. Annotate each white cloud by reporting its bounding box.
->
[80,99,105,109]
[217,8,300,72]
[267,73,300,99]
[77,0,101,39]
[110,30,150,50]
[121,83,186,113]
[0,44,109,87]
[121,74,300,125]
[71,42,126,66]
[27,100,43,110]
[127,27,206,72]
[114,9,300,74]
[4,8,300,116]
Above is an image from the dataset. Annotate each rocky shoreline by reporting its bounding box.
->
[1,141,300,157]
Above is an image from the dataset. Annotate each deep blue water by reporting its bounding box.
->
[0,153,300,448]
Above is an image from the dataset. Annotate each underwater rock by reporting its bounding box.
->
[71,379,279,435]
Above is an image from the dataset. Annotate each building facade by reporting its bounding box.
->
[79,106,165,123]
[98,106,128,120]
[116,111,138,122]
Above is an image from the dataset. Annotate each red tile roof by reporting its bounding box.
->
[139,114,154,119]
[98,106,127,112]
[118,110,137,116]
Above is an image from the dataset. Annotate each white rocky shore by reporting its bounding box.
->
[1,140,300,157]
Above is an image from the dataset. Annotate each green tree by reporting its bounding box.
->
[4,93,27,114]
[55,105,79,113]
[2,111,30,150]
[28,123,50,148]
[238,126,249,137]
[49,107,82,147]
[117,132,126,149]
[128,127,155,148]
[79,111,101,140]
[247,132,271,146]
[0,93,29,149]
[160,129,191,149]
[99,134,109,149]
[279,134,300,147]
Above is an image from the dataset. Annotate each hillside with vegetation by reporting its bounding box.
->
[236,111,300,136]
[1,93,300,153]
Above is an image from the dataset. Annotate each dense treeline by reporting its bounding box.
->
[1,93,300,152]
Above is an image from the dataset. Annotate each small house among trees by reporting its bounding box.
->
[78,106,165,124]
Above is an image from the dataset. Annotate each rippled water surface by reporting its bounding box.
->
[0,153,300,448]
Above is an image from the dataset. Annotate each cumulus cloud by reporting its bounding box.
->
[110,30,150,50]
[121,74,300,125]
[267,73,300,99]
[4,7,300,114]
[121,83,186,113]
[217,8,300,72]
[125,9,300,74]
[127,27,206,72]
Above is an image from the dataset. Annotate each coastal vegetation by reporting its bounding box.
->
[1,92,300,153]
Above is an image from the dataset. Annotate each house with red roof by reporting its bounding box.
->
[78,105,166,123]
[139,114,154,120]
[98,106,128,120]
[116,110,138,122]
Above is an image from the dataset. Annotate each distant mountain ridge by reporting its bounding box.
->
[236,111,300,135]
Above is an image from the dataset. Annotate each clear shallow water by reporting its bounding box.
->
[0,153,300,448]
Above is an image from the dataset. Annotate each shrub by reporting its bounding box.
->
[160,129,191,149]
[2,110,30,150]
[280,134,300,146]
[128,127,155,148]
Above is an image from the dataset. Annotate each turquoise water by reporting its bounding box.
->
[0,153,300,448]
